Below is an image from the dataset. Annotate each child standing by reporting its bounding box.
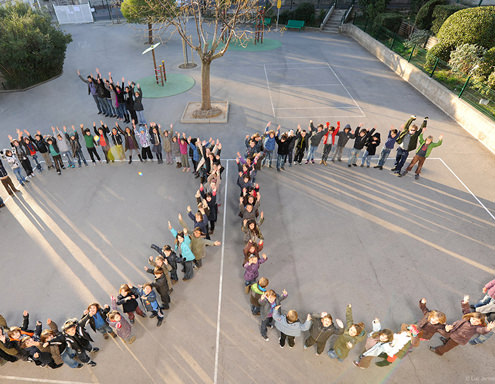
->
[108,296,136,344]
[1,149,30,184]
[169,222,195,280]
[116,284,146,324]
[80,125,101,165]
[399,131,443,180]
[259,289,288,341]
[348,125,375,167]
[149,123,163,163]
[134,123,153,161]
[320,122,340,165]
[328,304,366,362]
[273,306,312,348]
[249,277,269,315]
[162,124,174,164]
[62,319,98,367]
[150,244,179,284]
[262,122,276,168]
[81,303,116,340]
[353,318,394,368]
[138,284,164,327]
[243,253,267,286]
[330,124,354,162]
[415,298,448,344]
[304,312,343,355]
[148,267,171,310]
[360,131,380,168]
[374,128,398,170]
[45,137,64,175]
[179,136,190,172]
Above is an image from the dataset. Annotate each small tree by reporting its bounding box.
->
[121,0,174,44]
[0,2,72,89]
[150,0,265,117]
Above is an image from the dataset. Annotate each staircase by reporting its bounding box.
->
[321,9,346,33]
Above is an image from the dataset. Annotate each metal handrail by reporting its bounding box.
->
[340,2,354,25]
[320,1,336,30]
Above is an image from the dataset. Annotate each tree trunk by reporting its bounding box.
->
[201,59,212,111]
[148,23,153,44]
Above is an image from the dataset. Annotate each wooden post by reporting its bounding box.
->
[162,60,167,82]
[152,48,159,84]
[159,65,164,86]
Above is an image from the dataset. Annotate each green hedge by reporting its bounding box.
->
[0,2,72,89]
[373,12,403,32]
[279,2,315,25]
[431,5,464,35]
[480,47,495,78]
[437,7,495,51]
[415,0,446,30]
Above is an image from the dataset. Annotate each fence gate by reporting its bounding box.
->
[53,3,94,24]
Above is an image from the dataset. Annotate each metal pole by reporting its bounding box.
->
[152,48,159,84]
[389,33,396,49]
[276,7,280,30]
[407,44,415,62]
[162,60,166,82]
[429,57,439,78]
[458,75,471,98]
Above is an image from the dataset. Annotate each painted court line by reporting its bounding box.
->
[213,160,229,384]
[275,106,361,110]
[263,64,276,118]
[277,114,366,118]
[439,158,495,222]
[0,376,93,384]
[272,83,342,87]
[326,63,366,117]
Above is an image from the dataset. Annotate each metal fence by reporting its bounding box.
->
[352,16,495,121]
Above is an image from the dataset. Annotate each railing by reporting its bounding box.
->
[340,2,353,25]
[320,1,336,30]
[353,16,495,121]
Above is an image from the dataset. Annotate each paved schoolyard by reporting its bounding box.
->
[0,20,494,384]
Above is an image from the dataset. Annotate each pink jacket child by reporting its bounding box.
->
[108,296,136,344]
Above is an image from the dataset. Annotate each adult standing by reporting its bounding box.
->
[77,70,103,115]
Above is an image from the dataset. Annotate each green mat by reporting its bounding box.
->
[215,38,282,52]
[136,73,195,98]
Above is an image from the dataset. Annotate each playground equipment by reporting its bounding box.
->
[142,43,167,86]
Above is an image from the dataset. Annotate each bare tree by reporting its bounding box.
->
[150,0,266,118]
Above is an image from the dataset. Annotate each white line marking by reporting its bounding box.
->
[0,376,93,384]
[326,63,366,117]
[275,115,366,118]
[439,158,495,222]
[264,64,330,68]
[263,64,276,118]
[271,83,342,87]
[275,106,361,110]
[213,160,229,384]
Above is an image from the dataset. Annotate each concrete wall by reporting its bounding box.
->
[341,23,495,155]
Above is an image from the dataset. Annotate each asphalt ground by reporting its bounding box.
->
[0,21,494,384]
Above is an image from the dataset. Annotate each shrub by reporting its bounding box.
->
[448,43,485,77]
[437,6,495,51]
[404,29,430,48]
[293,2,315,24]
[425,42,450,68]
[0,2,72,89]
[487,71,495,90]
[279,10,293,25]
[415,0,446,30]
[480,47,495,78]
[373,12,403,32]
[359,0,389,21]
[431,4,464,35]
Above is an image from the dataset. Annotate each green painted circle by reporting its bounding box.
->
[136,73,195,98]
[217,38,282,52]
